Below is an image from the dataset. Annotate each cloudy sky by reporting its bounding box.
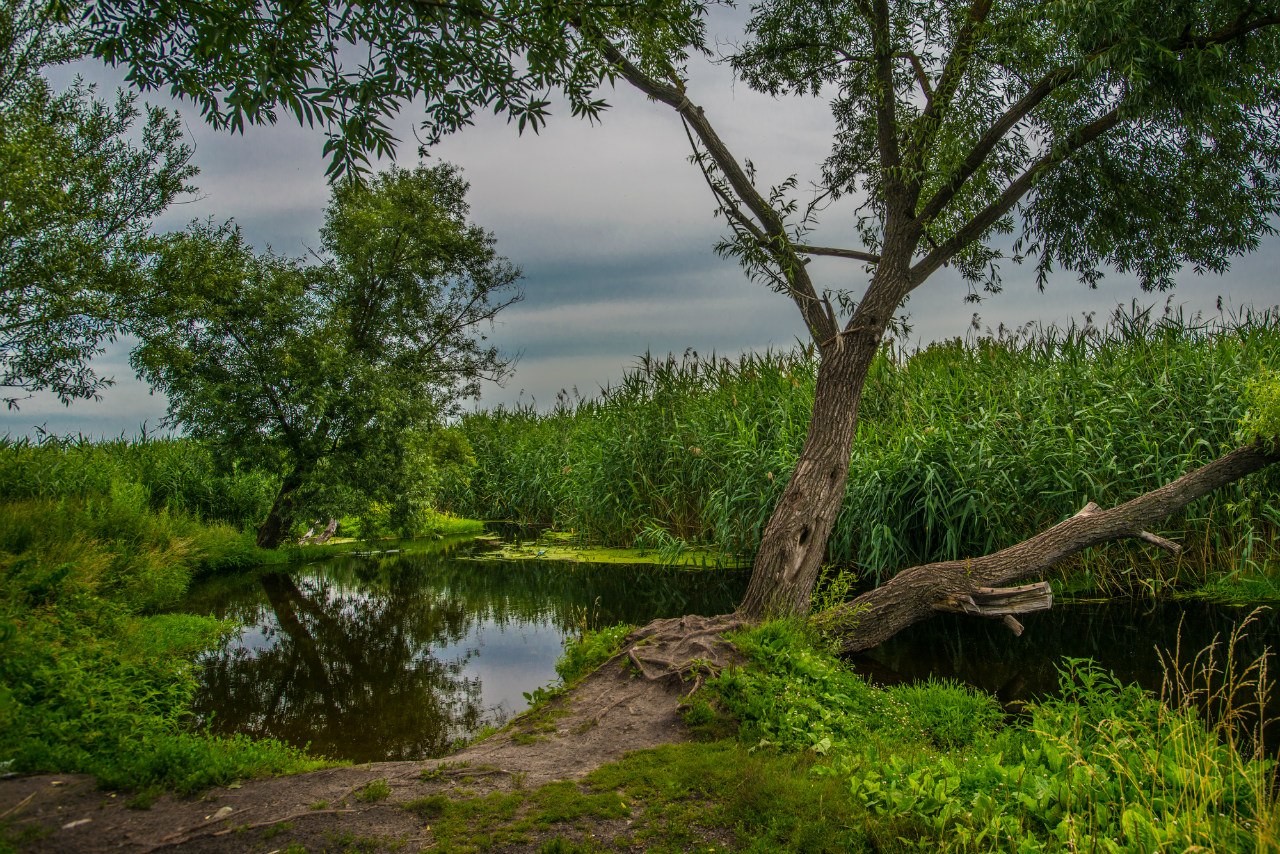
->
[4,18,1278,437]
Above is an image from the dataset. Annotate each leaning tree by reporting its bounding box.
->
[82,0,1280,646]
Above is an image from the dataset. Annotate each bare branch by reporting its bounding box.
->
[901,50,934,104]
[591,37,837,344]
[794,244,881,264]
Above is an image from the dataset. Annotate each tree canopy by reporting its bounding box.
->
[132,163,521,546]
[0,0,195,407]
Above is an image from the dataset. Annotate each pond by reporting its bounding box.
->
[181,538,747,762]
[183,539,1280,762]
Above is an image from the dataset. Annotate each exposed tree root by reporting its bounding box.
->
[623,612,747,688]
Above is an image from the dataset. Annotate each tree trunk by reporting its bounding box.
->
[813,442,1280,653]
[257,465,310,549]
[738,333,882,618]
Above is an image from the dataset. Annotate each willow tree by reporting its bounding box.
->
[133,164,520,548]
[86,0,1280,633]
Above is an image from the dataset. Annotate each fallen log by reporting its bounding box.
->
[813,441,1280,654]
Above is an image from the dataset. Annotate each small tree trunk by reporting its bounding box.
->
[738,333,881,618]
[257,465,309,549]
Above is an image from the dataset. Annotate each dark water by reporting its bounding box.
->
[184,540,1280,762]
[853,599,1280,717]
[182,539,747,762]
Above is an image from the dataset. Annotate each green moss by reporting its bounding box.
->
[469,540,741,568]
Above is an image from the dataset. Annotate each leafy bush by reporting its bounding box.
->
[0,497,325,792]
[703,621,1278,852]
[1240,368,1280,451]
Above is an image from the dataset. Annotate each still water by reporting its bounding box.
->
[854,598,1280,707]
[182,538,747,762]
[184,539,1280,762]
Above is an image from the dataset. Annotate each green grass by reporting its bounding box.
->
[449,306,1280,596]
[428,618,1278,852]
[0,492,330,794]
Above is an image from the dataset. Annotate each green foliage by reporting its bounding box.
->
[843,661,1277,852]
[1239,369,1280,452]
[0,0,195,404]
[884,679,1005,750]
[699,620,1277,851]
[132,163,520,546]
[554,623,633,684]
[734,0,1280,294]
[85,0,707,179]
[454,309,1280,592]
[0,467,327,792]
[0,433,277,533]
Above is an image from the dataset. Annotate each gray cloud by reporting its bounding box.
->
[5,27,1278,436]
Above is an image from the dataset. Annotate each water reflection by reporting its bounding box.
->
[184,541,746,762]
[853,599,1280,714]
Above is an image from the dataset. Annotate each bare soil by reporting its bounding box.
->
[0,615,743,853]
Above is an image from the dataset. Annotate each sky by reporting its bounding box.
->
[4,18,1279,438]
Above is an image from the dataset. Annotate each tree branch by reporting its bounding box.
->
[907,0,993,166]
[901,50,934,104]
[591,37,837,345]
[870,0,904,210]
[814,442,1280,653]
[915,10,1280,227]
[915,64,1079,225]
[909,105,1123,286]
[794,244,881,264]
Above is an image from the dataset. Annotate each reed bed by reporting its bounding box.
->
[0,432,276,530]
[449,305,1280,589]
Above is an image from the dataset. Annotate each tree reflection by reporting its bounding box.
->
[194,570,484,761]
[187,546,746,761]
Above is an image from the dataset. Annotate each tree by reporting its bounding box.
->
[132,163,520,547]
[0,0,195,406]
[88,1,1280,636]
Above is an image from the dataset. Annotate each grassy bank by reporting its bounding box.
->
[0,494,328,797]
[0,435,482,796]
[447,306,1280,594]
[422,620,1276,852]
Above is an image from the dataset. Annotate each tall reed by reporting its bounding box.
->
[0,432,276,530]
[450,304,1280,588]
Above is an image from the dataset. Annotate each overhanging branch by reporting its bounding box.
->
[589,36,837,345]
[814,441,1280,653]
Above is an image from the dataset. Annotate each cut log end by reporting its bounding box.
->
[933,581,1053,620]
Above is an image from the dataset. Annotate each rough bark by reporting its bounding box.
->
[256,464,310,549]
[738,253,915,619]
[813,442,1280,653]
[737,336,877,617]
